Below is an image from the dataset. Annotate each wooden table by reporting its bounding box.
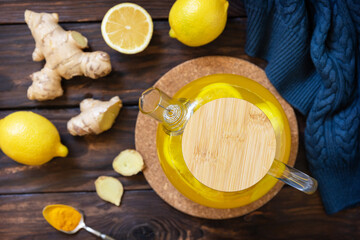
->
[0,1,359,239]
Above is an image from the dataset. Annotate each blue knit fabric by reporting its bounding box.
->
[242,0,360,214]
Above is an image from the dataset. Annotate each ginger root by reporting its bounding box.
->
[24,10,112,101]
[67,96,122,136]
[95,176,124,206]
[113,149,144,176]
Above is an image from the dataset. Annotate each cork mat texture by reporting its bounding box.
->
[135,56,298,219]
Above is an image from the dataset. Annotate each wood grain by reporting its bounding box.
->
[183,98,276,192]
[0,0,245,24]
[0,107,150,194]
[0,19,266,109]
[0,189,359,240]
[1,0,359,238]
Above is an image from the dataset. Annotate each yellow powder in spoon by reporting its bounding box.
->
[46,205,82,231]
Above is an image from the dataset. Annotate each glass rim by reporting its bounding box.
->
[139,87,162,114]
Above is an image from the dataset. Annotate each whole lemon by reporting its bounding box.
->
[0,111,68,165]
[169,0,229,47]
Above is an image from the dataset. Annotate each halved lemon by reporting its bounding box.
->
[101,3,153,54]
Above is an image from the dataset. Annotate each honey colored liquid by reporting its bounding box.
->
[156,74,292,208]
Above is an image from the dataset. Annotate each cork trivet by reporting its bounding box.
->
[135,56,298,219]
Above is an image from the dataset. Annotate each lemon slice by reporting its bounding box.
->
[101,3,153,54]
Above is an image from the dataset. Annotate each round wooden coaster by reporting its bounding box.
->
[182,98,277,192]
[135,56,298,219]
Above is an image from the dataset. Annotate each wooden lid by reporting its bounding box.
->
[182,98,276,192]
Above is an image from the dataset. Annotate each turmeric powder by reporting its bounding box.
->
[43,204,82,232]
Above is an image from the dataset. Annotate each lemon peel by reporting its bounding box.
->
[169,0,229,47]
[0,111,68,165]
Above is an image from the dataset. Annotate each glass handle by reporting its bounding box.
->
[267,159,318,194]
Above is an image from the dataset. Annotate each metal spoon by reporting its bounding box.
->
[43,204,116,240]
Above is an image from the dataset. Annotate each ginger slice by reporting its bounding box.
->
[113,149,144,176]
[67,96,122,136]
[95,176,123,206]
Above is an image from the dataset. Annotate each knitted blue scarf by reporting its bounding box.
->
[243,0,360,214]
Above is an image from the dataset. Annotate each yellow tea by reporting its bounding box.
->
[156,74,292,208]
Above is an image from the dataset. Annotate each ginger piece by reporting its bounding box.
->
[67,96,122,136]
[113,149,144,176]
[24,10,112,101]
[95,176,123,206]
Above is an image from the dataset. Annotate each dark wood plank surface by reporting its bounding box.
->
[0,107,150,194]
[0,0,245,24]
[0,18,266,109]
[0,0,359,239]
[0,189,359,240]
